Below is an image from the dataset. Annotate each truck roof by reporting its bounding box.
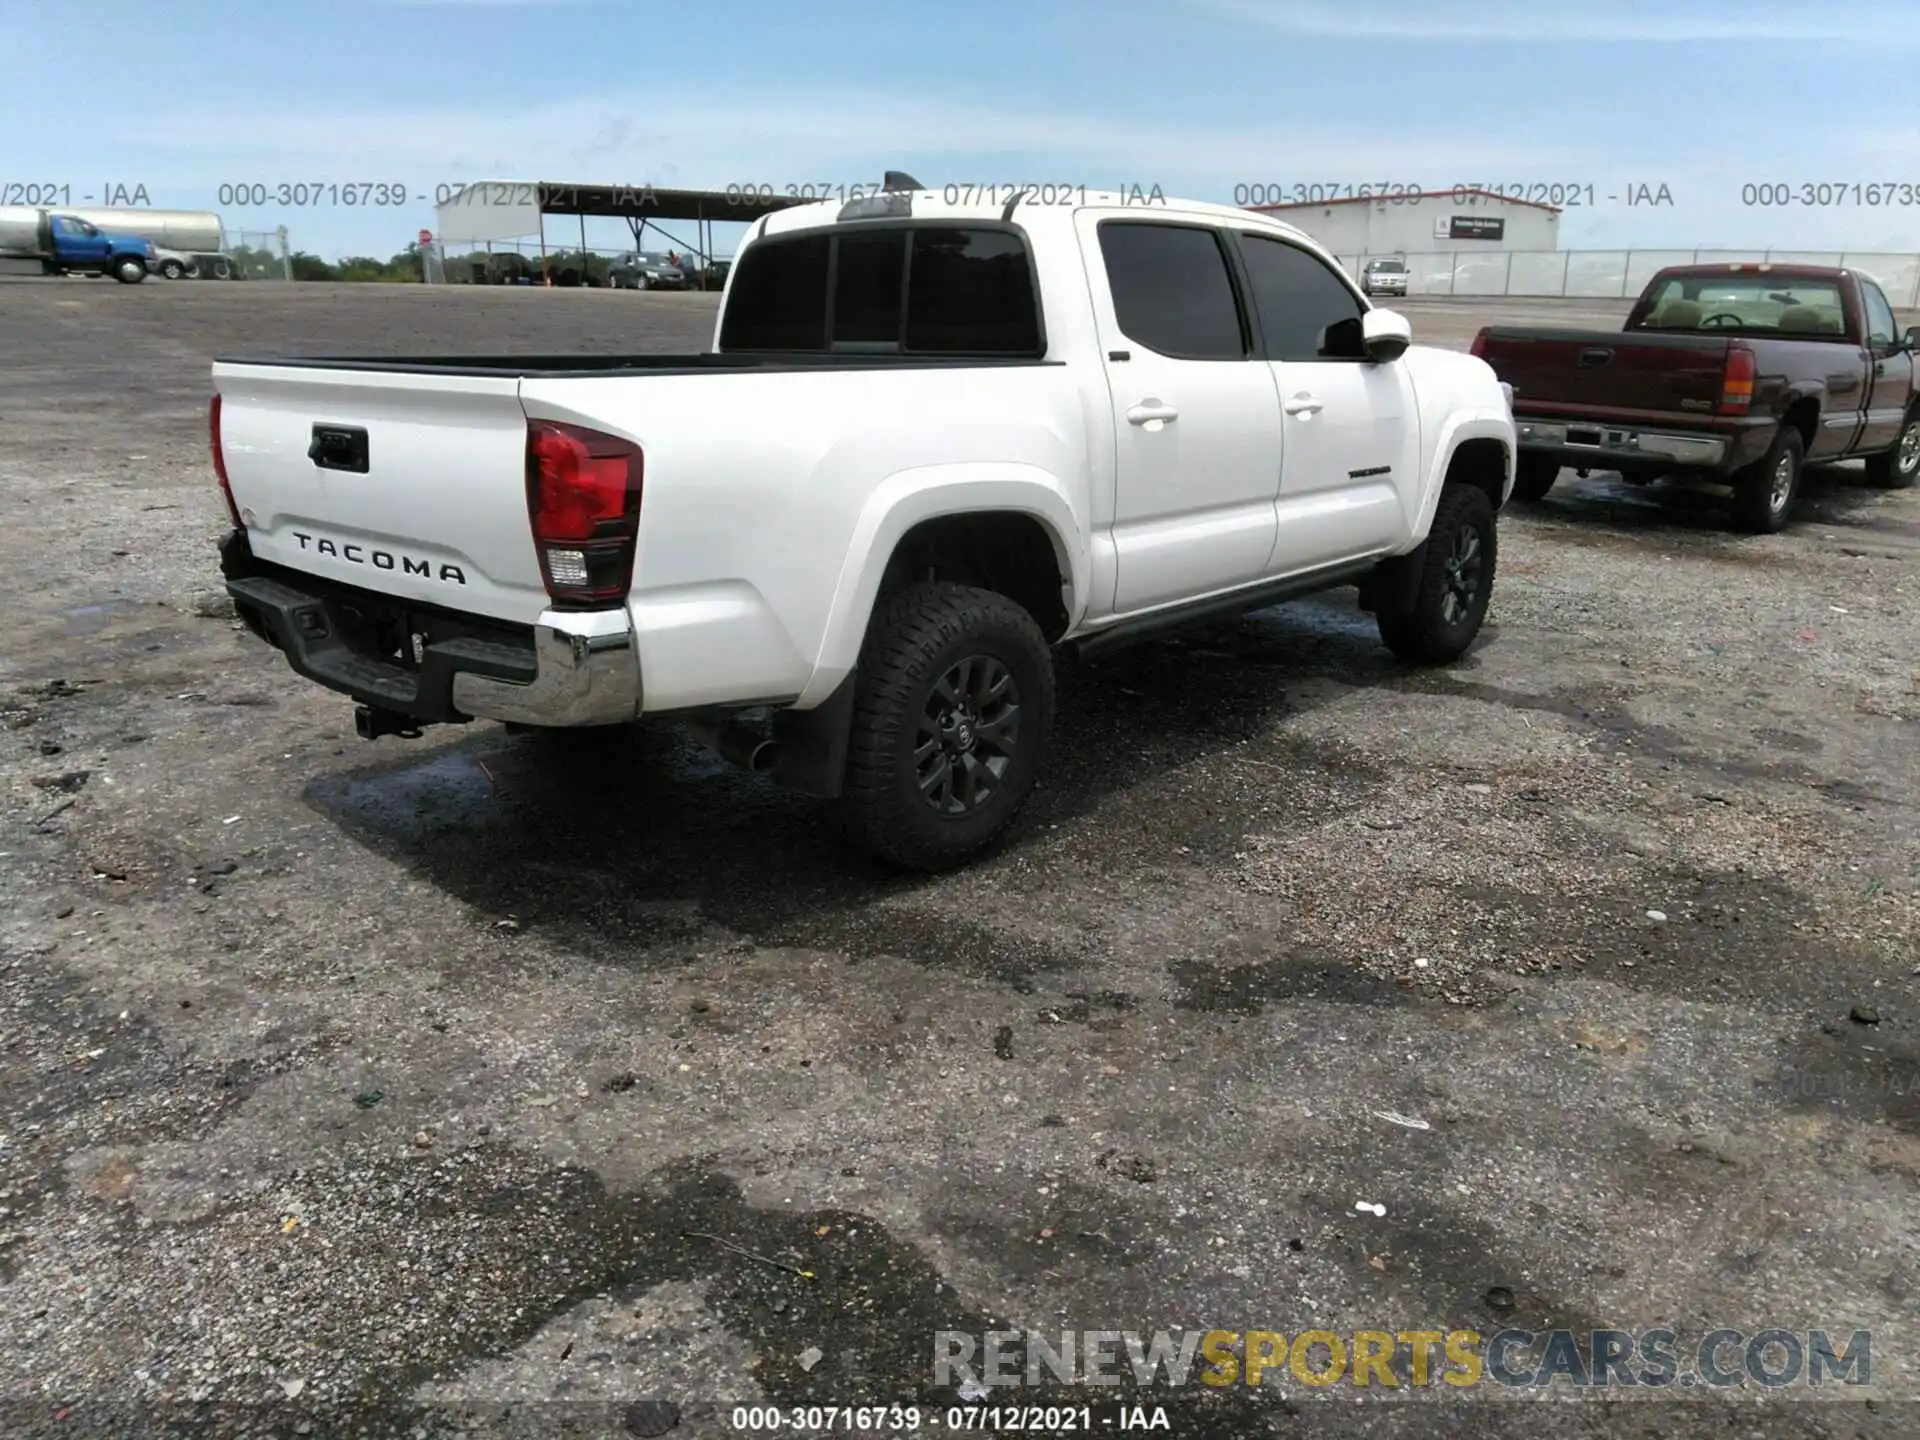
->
[756,188,1321,247]
[1650,262,1855,280]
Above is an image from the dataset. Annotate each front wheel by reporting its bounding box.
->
[112,256,146,284]
[158,258,186,280]
[1864,407,1920,489]
[1375,484,1497,664]
[1730,426,1803,533]
[837,582,1055,871]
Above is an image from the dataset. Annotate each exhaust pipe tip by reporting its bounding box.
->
[690,716,779,774]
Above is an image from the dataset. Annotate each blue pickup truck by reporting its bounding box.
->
[0,207,157,283]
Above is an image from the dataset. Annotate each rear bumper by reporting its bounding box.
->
[219,529,640,728]
[1511,415,1772,473]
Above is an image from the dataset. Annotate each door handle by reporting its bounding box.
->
[1126,401,1178,425]
[1284,394,1323,416]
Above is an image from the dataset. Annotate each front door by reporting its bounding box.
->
[1230,229,1416,574]
[1858,279,1914,453]
[1079,214,1285,614]
[51,216,108,264]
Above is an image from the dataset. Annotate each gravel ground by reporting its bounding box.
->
[1,280,1917,1438]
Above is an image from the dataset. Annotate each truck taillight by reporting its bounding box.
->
[209,394,242,527]
[1718,346,1756,415]
[525,419,642,606]
[1470,327,1490,359]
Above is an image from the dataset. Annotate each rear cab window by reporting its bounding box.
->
[1635,274,1849,337]
[718,224,1042,355]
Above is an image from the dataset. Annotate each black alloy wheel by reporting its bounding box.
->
[917,654,1021,816]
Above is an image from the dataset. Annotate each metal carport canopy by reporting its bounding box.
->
[433,180,808,256]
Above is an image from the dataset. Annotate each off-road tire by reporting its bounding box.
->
[1864,404,1920,489]
[1511,452,1560,502]
[1375,484,1497,664]
[837,582,1054,871]
[1730,425,1803,533]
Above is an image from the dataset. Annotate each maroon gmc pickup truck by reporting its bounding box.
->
[1472,264,1920,531]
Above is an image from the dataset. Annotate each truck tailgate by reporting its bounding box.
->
[211,362,548,624]
[1478,329,1731,416]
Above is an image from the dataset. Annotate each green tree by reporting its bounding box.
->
[289,251,337,281]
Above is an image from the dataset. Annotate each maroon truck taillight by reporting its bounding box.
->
[1718,346,1756,415]
[525,419,643,606]
[209,394,242,528]
[1469,327,1490,359]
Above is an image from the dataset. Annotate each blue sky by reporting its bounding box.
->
[4,0,1917,262]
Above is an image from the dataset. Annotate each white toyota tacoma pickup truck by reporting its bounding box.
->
[212,181,1516,870]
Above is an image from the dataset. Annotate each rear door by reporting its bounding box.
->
[213,362,551,624]
[1857,279,1913,453]
[1230,228,1415,572]
[1077,213,1286,613]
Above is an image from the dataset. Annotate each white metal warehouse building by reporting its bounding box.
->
[1248,188,1561,258]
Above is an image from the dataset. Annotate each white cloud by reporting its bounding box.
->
[1197,0,1920,42]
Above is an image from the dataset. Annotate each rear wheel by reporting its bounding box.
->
[837,582,1054,871]
[1376,484,1497,664]
[1510,452,1560,502]
[1864,405,1920,489]
[1730,426,1803,533]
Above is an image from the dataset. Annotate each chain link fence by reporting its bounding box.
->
[1337,248,1920,307]
[219,227,291,281]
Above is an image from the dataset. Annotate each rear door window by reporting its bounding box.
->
[1097,221,1248,360]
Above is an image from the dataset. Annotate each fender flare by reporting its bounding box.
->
[794,463,1087,707]
[1407,409,1517,546]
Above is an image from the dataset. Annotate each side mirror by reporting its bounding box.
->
[1362,308,1412,363]
[1904,326,1920,351]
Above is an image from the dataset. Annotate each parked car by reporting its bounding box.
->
[1474,263,1920,531]
[150,246,234,280]
[1362,257,1409,297]
[210,186,1516,870]
[607,251,690,290]
[674,256,731,290]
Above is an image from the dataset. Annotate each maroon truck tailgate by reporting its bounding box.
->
[1479,330,1731,415]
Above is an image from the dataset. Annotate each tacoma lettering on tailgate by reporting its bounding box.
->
[292,531,466,584]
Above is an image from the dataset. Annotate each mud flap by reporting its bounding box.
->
[1366,543,1425,620]
[769,672,858,799]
